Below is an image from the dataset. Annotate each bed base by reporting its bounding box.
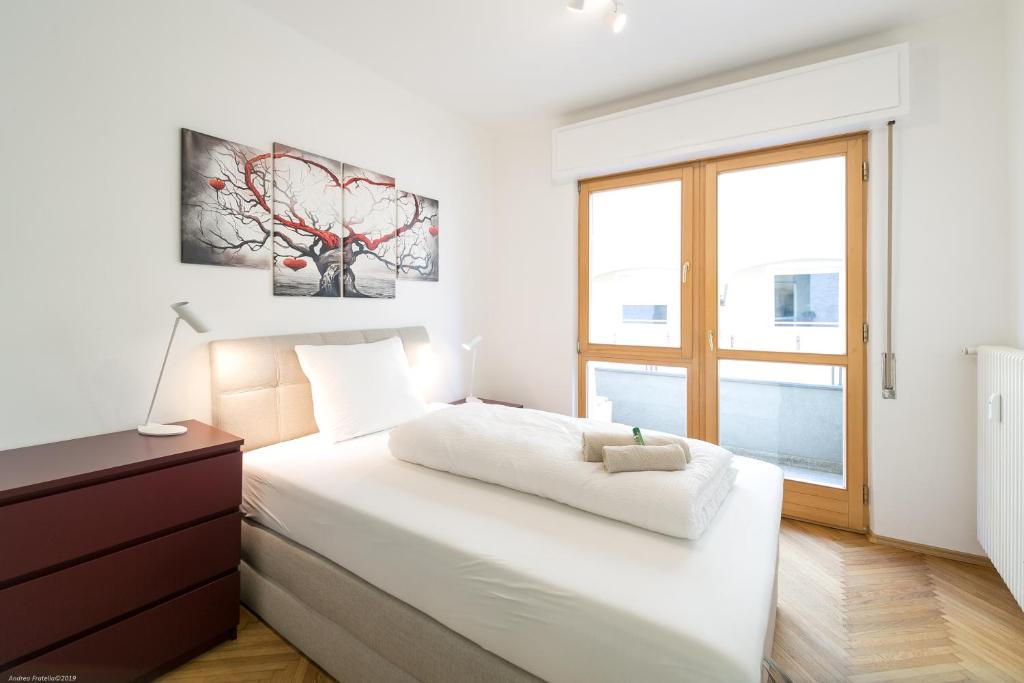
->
[240,518,539,682]
[241,518,778,683]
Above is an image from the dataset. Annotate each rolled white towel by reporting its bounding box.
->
[603,444,687,473]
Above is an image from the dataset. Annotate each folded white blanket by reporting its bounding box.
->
[387,404,736,540]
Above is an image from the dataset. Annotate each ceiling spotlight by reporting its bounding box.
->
[567,0,585,10]
[605,0,627,33]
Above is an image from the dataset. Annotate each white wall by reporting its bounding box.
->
[864,2,1012,555]
[480,125,577,412]
[0,0,493,449]
[482,1,1016,554]
[1011,0,1024,346]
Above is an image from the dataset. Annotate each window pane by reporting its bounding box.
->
[586,361,686,436]
[719,360,845,487]
[717,156,846,354]
[589,181,681,347]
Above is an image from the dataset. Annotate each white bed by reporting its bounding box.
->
[241,405,784,683]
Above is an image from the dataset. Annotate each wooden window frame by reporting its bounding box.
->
[578,166,699,364]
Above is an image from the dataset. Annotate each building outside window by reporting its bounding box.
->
[622,304,668,324]
[774,273,839,326]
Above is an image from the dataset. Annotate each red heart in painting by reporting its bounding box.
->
[428,226,439,237]
[208,178,226,191]
[282,257,307,271]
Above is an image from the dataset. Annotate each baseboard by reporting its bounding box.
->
[782,513,867,535]
[867,532,993,568]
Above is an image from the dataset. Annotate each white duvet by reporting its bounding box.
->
[388,403,735,539]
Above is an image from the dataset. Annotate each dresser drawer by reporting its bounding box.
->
[0,451,241,585]
[0,512,240,666]
[3,571,239,682]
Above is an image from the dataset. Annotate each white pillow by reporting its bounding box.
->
[294,337,427,443]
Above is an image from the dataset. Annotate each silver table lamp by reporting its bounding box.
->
[138,301,209,436]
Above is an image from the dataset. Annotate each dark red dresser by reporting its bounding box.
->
[0,420,243,682]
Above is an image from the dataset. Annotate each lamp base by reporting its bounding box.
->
[137,423,188,436]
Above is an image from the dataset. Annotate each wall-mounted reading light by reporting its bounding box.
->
[461,335,483,403]
[606,0,627,33]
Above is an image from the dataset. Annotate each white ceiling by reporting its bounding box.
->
[243,0,971,128]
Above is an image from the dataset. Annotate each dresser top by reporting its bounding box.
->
[0,420,243,505]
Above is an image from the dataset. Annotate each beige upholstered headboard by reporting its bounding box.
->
[209,326,430,450]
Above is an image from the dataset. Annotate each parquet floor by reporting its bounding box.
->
[160,608,333,682]
[774,520,1024,682]
[162,520,1024,682]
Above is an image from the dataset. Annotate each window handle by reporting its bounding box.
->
[682,261,691,284]
[707,330,715,351]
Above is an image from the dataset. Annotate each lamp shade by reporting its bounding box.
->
[170,301,209,333]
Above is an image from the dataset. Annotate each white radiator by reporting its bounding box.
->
[977,346,1024,609]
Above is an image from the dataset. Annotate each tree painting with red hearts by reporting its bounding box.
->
[270,143,346,297]
[342,164,398,298]
[180,129,272,269]
[180,128,439,296]
[395,191,439,282]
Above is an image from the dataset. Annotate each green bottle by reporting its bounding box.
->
[632,427,646,446]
